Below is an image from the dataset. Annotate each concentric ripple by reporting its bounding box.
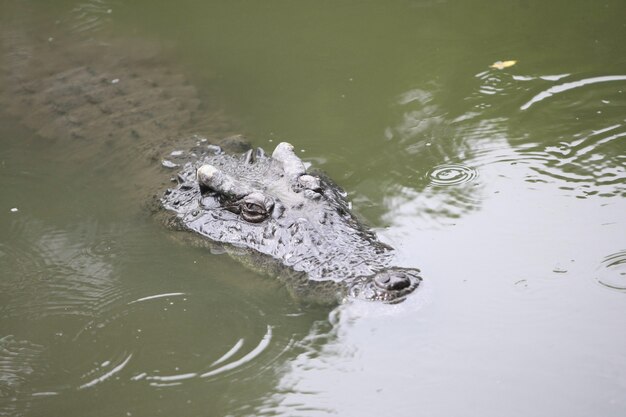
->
[520,75,626,111]
[68,0,117,34]
[72,291,278,390]
[0,219,128,322]
[514,122,626,198]
[427,164,477,186]
[0,336,46,415]
[596,250,626,292]
[456,72,626,199]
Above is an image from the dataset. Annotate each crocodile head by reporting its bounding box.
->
[162,142,421,303]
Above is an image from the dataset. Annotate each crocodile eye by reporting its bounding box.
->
[245,202,260,211]
[240,192,274,223]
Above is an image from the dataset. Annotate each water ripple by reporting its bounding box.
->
[516,123,626,198]
[78,353,133,390]
[427,164,477,186]
[521,75,626,110]
[199,326,272,379]
[211,338,245,367]
[128,292,186,304]
[0,336,46,416]
[453,72,626,199]
[73,292,278,390]
[596,250,626,292]
[69,1,117,34]
[0,219,128,322]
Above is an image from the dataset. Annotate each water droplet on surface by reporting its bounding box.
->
[427,164,477,186]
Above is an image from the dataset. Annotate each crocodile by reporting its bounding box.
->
[161,142,422,303]
[1,18,421,304]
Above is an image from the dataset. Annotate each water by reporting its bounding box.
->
[1,1,625,416]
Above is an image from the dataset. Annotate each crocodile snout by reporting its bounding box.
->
[346,267,422,303]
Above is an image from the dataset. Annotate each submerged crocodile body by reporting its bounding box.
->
[161,142,421,303]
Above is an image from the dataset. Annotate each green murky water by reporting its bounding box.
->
[1,1,625,416]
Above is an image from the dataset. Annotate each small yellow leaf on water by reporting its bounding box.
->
[490,60,517,70]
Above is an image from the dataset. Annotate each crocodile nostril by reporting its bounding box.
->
[374,272,410,290]
[390,275,411,290]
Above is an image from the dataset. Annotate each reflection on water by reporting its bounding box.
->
[387,65,626,228]
[378,87,487,227]
[1,0,626,416]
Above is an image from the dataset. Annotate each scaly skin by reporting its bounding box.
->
[162,142,422,303]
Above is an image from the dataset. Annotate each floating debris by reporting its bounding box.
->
[490,60,517,70]
[10,207,18,213]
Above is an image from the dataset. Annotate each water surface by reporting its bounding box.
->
[1,1,625,416]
